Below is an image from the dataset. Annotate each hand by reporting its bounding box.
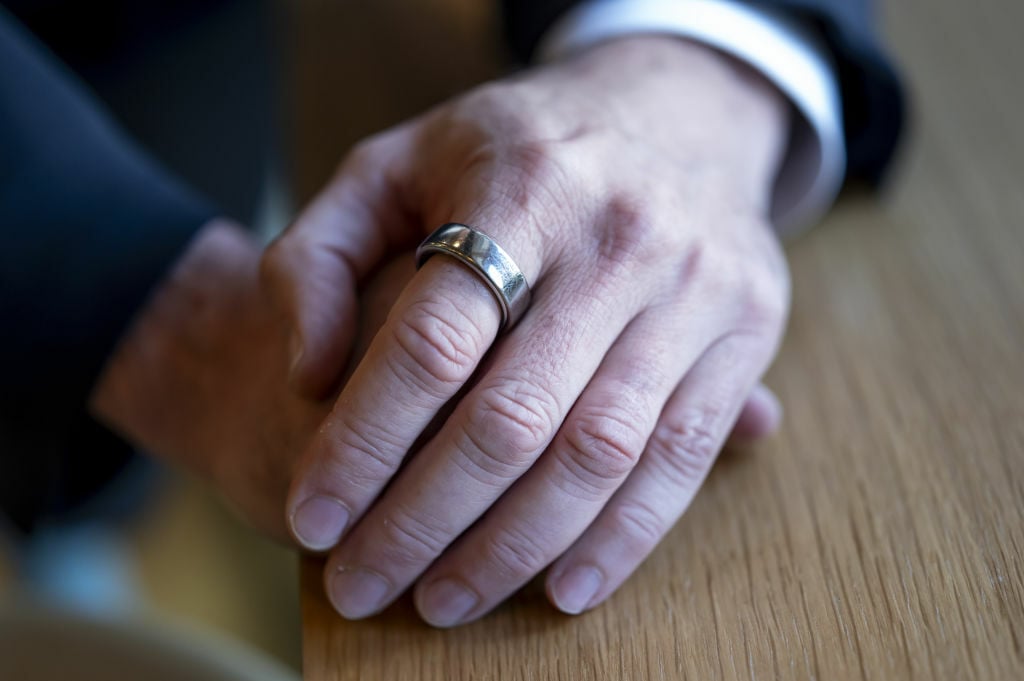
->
[89,221,416,540]
[89,220,320,540]
[263,36,791,625]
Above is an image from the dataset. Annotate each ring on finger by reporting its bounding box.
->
[416,223,531,330]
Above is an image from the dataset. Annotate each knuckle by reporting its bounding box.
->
[596,194,665,271]
[460,81,516,112]
[679,245,765,323]
[672,223,791,335]
[677,239,730,293]
[559,408,647,496]
[381,349,451,403]
[452,429,527,487]
[342,135,387,173]
[327,413,405,483]
[502,138,568,186]
[465,139,577,231]
[461,83,552,140]
[375,506,451,568]
[612,498,668,548]
[482,524,550,578]
[445,87,592,237]
[651,408,722,486]
[735,269,789,334]
[469,382,560,456]
[391,299,484,389]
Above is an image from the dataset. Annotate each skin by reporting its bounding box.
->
[89,221,777,543]
[90,220,417,542]
[89,220,324,542]
[259,36,792,626]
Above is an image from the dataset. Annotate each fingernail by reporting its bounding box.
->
[329,568,391,619]
[290,495,349,550]
[419,578,479,628]
[289,332,303,375]
[552,565,602,615]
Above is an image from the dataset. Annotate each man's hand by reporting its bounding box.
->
[88,220,320,539]
[263,36,791,625]
[88,221,411,541]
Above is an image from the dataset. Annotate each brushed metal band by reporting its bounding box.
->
[415,223,532,330]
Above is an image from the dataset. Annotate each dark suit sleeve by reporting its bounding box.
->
[0,8,215,531]
[500,0,905,184]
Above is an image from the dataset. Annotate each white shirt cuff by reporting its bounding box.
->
[537,0,846,236]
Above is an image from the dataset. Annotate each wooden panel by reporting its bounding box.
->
[297,0,1024,678]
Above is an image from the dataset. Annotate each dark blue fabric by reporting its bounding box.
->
[0,7,214,530]
[500,0,905,184]
[5,0,278,225]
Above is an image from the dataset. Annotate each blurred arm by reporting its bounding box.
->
[0,7,215,531]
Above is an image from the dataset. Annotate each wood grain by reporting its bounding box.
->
[295,0,1024,678]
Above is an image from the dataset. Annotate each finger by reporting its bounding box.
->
[260,130,416,398]
[352,257,418,362]
[731,382,782,440]
[319,264,676,621]
[544,331,776,615]
[409,307,707,627]
[285,255,505,551]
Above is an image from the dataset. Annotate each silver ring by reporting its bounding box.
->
[415,223,531,330]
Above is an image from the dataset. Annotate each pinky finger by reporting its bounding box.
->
[731,382,783,441]
[544,332,775,615]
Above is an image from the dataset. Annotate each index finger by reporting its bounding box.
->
[285,255,507,551]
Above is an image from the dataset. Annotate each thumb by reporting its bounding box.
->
[261,136,414,399]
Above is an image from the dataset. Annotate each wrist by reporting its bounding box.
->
[89,219,263,479]
[545,34,790,210]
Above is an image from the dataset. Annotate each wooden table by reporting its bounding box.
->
[294,0,1024,678]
